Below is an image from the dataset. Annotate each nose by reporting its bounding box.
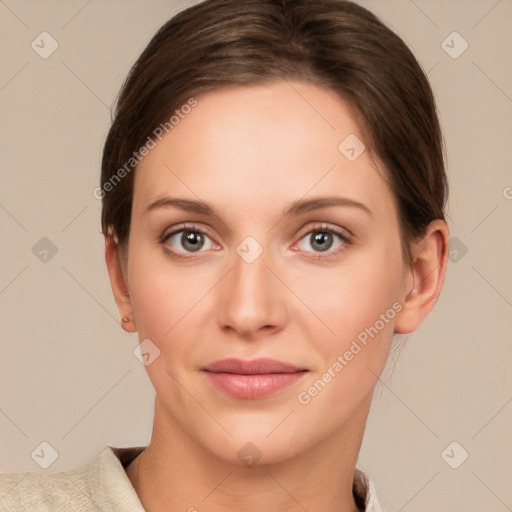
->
[216,243,286,340]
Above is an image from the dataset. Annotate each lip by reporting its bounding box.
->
[201,358,308,399]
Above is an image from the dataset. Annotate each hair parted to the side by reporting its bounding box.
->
[101,0,448,268]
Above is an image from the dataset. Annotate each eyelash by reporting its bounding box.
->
[161,223,354,261]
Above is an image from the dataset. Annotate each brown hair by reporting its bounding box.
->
[100,0,448,267]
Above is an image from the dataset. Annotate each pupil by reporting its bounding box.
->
[183,231,203,252]
[313,232,332,252]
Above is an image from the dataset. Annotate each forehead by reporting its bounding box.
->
[133,80,395,220]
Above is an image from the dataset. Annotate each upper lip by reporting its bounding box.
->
[202,358,307,375]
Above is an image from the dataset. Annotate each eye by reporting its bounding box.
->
[295,224,353,257]
[161,222,354,261]
[162,224,217,259]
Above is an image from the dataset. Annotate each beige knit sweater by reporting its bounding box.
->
[0,446,385,511]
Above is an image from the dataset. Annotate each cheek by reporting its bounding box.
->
[293,240,404,399]
[127,237,206,337]
[300,253,402,343]
[294,268,400,420]
[126,245,205,400]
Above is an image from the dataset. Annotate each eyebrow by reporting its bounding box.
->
[144,196,372,218]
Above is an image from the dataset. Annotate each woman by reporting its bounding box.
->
[0,0,448,510]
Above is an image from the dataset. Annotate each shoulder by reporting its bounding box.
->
[0,445,146,512]
[0,469,89,512]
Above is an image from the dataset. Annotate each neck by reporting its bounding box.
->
[126,395,372,512]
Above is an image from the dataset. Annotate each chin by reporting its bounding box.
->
[192,421,313,468]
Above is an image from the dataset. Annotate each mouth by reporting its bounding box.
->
[201,358,309,399]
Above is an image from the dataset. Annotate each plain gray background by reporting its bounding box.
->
[1,1,511,510]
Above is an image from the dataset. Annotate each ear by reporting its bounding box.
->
[105,234,137,333]
[394,219,449,334]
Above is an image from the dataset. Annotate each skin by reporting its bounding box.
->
[105,80,448,512]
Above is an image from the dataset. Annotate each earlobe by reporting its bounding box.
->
[394,219,449,334]
[104,234,137,333]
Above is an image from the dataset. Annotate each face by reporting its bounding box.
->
[120,80,411,464]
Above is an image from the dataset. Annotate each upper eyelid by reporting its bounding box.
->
[297,223,353,239]
[163,222,213,237]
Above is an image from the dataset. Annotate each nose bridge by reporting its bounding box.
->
[217,236,283,336]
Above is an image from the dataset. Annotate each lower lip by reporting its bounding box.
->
[202,371,307,399]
